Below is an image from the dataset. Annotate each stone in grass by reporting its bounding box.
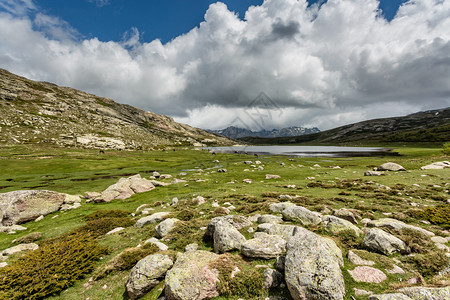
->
[213,220,246,253]
[365,171,385,176]
[282,205,322,226]
[367,218,435,237]
[265,174,281,179]
[154,218,179,238]
[333,209,358,224]
[348,250,375,266]
[241,233,287,259]
[135,212,170,228]
[126,254,173,300]
[106,227,124,235]
[369,294,413,300]
[322,215,362,236]
[144,237,168,251]
[376,162,406,171]
[285,228,345,300]
[269,202,296,214]
[363,228,410,255]
[165,250,220,300]
[1,243,39,257]
[348,266,387,283]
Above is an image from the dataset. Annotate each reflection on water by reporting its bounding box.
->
[206,145,398,157]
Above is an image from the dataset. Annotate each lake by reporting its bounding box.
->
[206,145,398,157]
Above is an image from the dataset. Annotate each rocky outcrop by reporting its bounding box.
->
[363,228,409,255]
[165,250,220,300]
[285,228,345,300]
[0,190,74,225]
[241,233,287,259]
[125,254,173,300]
[95,174,154,202]
[282,205,322,226]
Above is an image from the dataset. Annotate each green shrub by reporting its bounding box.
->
[94,243,159,280]
[165,219,209,250]
[414,205,450,229]
[404,250,448,277]
[80,217,134,238]
[443,143,450,155]
[335,229,364,249]
[0,233,107,300]
[386,228,435,253]
[84,209,130,221]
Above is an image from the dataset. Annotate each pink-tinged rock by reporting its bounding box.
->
[348,266,387,283]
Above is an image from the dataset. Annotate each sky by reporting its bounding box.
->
[0,0,449,131]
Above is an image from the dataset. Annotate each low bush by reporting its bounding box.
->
[386,228,435,253]
[335,229,364,249]
[0,232,107,300]
[84,209,130,221]
[403,250,448,277]
[165,219,208,250]
[79,217,134,238]
[443,142,450,155]
[414,205,450,229]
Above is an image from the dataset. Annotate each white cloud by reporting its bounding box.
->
[0,0,449,130]
[87,0,110,7]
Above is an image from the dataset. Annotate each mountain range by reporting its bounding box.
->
[0,69,232,150]
[208,126,320,140]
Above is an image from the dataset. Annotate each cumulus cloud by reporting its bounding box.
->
[0,0,449,130]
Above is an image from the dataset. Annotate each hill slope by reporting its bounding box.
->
[239,108,450,145]
[0,69,232,150]
[208,126,320,139]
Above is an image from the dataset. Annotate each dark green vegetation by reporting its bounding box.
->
[0,144,449,299]
[239,107,450,145]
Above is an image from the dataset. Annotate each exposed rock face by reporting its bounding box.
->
[376,162,405,171]
[135,212,170,228]
[363,228,409,255]
[165,250,220,300]
[155,218,179,238]
[367,218,435,237]
[125,254,173,300]
[420,161,450,170]
[348,266,387,283]
[285,229,345,300]
[282,205,322,226]
[95,174,155,202]
[204,215,252,241]
[213,220,246,253]
[0,190,67,225]
[241,233,287,259]
[322,215,362,236]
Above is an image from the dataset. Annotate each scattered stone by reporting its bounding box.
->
[34,215,44,222]
[376,163,406,171]
[144,237,168,251]
[192,195,206,205]
[243,179,252,184]
[266,174,281,179]
[241,233,287,259]
[159,174,172,179]
[431,236,448,244]
[285,229,345,300]
[281,205,322,226]
[420,161,450,170]
[333,209,358,224]
[13,232,42,244]
[217,169,227,173]
[257,215,283,224]
[171,197,179,205]
[152,171,160,178]
[150,180,170,187]
[155,218,179,238]
[386,265,405,274]
[1,243,39,257]
[213,220,246,253]
[348,250,375,266]
[165,251,220,300]
[106,227,124,235]
[365,170,385,176]
[0,262,7,268]
[322,215,362,236]
[60,202,81,211]
[269,202,296,213]
[135,212,170,228]
[172,178,187,184]
[279,194,292,200]
[257,223,306,242]
[435,243,449,252]
[354,288,373,296]
[264,268,283,289]
[125,254,173,300]
[243,161,253,164]
[367,218,435,237]
[363,228,410,255]
[348,266,387,283]
[184,243,198,252]
[407,277,422,284]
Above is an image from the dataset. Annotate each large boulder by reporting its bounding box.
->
[165,250,220,300]
[322,215,362,236]
[96,174,155,202]
[0,190,67,225]
[420,161,450,170]
[285,228,345,300]
[332,209,358,224]
[213,220,246,253]
[125,254,173,300]
[367,218,434,237]
[204,215,252,241]
[376,163,406,171]
[241,232,287,259]
[155,218,180,238]
[282,205,322,226]
[363,228,409,255]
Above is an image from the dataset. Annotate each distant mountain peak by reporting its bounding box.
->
[208,126,320,140]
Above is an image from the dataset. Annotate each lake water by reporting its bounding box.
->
[206,145,397,157]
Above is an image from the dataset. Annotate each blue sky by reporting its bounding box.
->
[0,0,448,130]
[31,0,407,43]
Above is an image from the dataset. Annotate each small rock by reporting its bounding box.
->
[282,205,322,226]
[0,262,7,268]
[243,179,252,184]
[354,288,373,296]
[34,215,44,222]
[106,227,124,235]
[386,265,405,274]
[213,220,246,253]
[257,215,283,224]
[348,250,375,266]
[348,266,387,283]
[171,197,179,205]
[135,212,170,228]
[365,171,385,176]
[144,238,168,251]
[376,162,406,171]
[185,243,199,252]
[264,268,283,289]
[265,174,281,179]
[241,233,287,259]
[431,236,448,244]
[192,195,206,205]
[155,218,179,238]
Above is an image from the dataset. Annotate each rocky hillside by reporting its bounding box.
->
[209,126,320,140]
[0,68,232,150]
[240,108,450,145]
